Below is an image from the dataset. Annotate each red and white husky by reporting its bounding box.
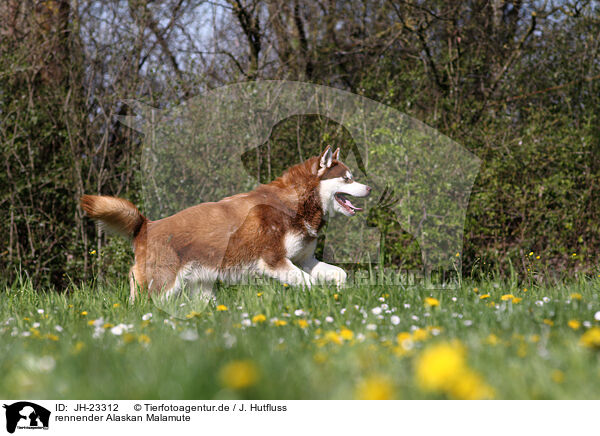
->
[81,147,371,301]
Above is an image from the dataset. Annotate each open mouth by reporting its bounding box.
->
[334,193,363,215]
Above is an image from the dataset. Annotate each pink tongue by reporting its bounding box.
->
[342,196,362,211]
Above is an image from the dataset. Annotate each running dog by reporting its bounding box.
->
[80,146,371,300]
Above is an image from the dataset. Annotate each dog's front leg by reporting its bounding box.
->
[260,258,315,288]
[300,257,347,287]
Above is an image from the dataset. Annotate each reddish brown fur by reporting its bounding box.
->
[81,152,350,300]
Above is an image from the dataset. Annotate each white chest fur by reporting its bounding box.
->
[284,232,306,260]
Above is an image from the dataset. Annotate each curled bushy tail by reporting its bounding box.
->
[80,195,146,238]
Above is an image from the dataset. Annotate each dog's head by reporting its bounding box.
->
[317,146,371,216]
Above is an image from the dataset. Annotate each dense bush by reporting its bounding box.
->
[1,0,599,287]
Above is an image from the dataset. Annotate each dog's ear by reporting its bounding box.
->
[318,146,333,175]
[332,147,340,160]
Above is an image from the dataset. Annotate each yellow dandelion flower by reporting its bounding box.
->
[412,328,430,341]
[473,287,479,294]
[68,304,73,308]
[479,294,490,300]
[512,297,522,304]
[205,328,214,335]
[103,323,114,329]
[113,303,120,308]
[46,333,59,341]
[580,327,600,349]
[219,360,259,390]
[72,341,85,353]
[87,320,95,326]
[572,253,577,257]
[90,250,96,255]
[123,333,136,344]
[416,341,466,391]
[324,331,343,345]
[424,297,439,307]
[186,311,202,319]
[543,319,554,327]
[340,328,354,340]
[500,294,515,301]
[568,320,581,330]
[448,368,495,400]
[551,370,565,384]
[252,314,266,323]
[355,375,394,400]
[138,334,151,344]
[334,293,340,301]
[283,283,289,287]
[485,333,500,346]
[528,251,533,256]
[517,343,527,358]
[397,332,413,347]
[216,305,228,312]
[256,292,263,297]
[535,255,540,260]
[529,334,540,343]
[297,319,309,329]
[81,311,88,316]
[570,293,582,300]
[523,288,528,292]
[455,253,460,257]
[273,319,287,327]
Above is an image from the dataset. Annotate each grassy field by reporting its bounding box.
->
[2,275,600,400]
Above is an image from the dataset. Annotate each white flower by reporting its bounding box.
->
[340,308,346,315]
[371,307,382,315]
[390,315,400,325]
[356,333,366,341]
[325,316,334,323]
[366,324,377,331]
[535,301,543,307]
[37,309,44,314]
[463,320,473,327]
[294,309,306,317]
[241,312,249,318]
[22,331,31,337]
[92,317,105,327]
[110,323,132,336]
[411,315,419,321]
[595,311,600,321]
[142,313,152,321]
[163,319,176,329]
[241,319,251,327]
[313,319,321,326]
[430,327,441,336]
[378,297,385,302]
[32,322,40,328]
[452,297,457,302]
[4,317,14,325]
[381,303,389,310]
[54,325,63,332]
[583,321,592,328]
[543,297,550,303]
[283,313,291,317]
[180,329,199,341]
[403,303,411,309]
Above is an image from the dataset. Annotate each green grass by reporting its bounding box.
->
[1,275,600,399]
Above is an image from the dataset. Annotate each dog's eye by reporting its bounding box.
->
[343,176,352,183]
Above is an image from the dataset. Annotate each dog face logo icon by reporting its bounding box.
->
[3,402,50,433]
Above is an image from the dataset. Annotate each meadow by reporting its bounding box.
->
[2,274,600,400]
